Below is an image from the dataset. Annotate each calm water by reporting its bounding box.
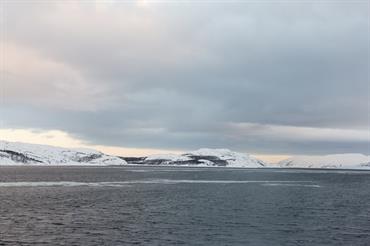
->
[0,166,369,246]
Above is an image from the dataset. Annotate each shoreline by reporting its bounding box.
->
[1,164,370,171]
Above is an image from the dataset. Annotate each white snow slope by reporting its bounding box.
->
[2,140,369,169]
[0,141,127,166]
[278,154,370,169]
[185,148,266,167]
[145,154,192,162]
[145,148,266,167]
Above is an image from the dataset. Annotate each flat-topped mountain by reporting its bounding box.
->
[279,154,370,169]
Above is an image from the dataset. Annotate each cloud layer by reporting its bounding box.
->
[1,1,369,154]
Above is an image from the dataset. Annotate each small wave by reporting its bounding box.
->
[0,181,130,188]
[134,179,315,184]
[270,169,370,174]
[261,183,321,188]
[127,169,207,173]
[0,179,316,187]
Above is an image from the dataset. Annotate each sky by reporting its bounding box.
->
[0,0,369,162]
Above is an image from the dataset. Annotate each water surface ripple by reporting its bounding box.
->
[0,166,369,246]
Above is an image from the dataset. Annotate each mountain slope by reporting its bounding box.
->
[278,154,370,169]
[3,140,369,169]
[122,148,266,167]
[0,141,127,165]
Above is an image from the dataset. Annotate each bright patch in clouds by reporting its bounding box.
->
[136,0,150,8]
[0,128,182,157]
[0,129,85,148]
[228,123,370,142]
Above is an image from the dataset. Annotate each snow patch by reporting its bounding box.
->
[185,148,266,167]
[279,154,370,169]
[145,154,192,162]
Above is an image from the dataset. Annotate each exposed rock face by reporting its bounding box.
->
[0,150,43,164]
[121,148,266,168]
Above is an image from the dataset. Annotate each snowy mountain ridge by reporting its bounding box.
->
[278,154,370,169]
[129,148,266,167]
[184,148,266,167]
[0,140,126,165]
[0,141,265,167]
[1,140,370,169]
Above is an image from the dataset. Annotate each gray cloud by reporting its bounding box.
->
[1,1,369,154]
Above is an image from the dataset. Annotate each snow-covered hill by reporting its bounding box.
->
[0,141,126,166]
[184,148,266,167]
[2,140,369,169]
[278,154,370,169]
[123,148,266,167]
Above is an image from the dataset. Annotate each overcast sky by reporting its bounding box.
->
[0,0,369,158]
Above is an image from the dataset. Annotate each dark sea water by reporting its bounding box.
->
[0,166,369,246]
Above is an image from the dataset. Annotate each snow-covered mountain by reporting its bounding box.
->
[0,141,127,165]
[278,154,370,169]
[0,141,264,167]
[185,148,266,167]
[123,148,266,167]
[2,140,369,169]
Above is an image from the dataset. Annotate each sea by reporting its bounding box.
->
[0,166,369,246]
